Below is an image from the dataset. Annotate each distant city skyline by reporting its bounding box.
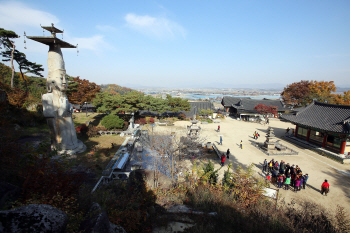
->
[1,1,349,89]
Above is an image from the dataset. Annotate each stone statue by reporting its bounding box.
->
[28,24,86,155]
[128,112,135,129]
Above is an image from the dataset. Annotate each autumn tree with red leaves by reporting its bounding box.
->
[254,104,278,117]
[66,76,101,109]
[281,80,311,107]
[281,80,339,107]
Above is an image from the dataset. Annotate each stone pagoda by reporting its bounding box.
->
[27,24,86,155]
[187,115,201,137]
[264,127,278,150]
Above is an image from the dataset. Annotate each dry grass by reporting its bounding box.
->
[74,133,127,175]
[72,112,105,127]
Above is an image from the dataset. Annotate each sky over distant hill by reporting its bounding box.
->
[1,0,349,88]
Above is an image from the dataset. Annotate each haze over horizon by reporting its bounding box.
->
[1,1,349,89]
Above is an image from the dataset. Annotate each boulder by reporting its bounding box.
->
[0,181,20,209]
[0,204,67,233]
[79,202,126,233]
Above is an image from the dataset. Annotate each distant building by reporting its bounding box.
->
[221,96,290,120]
[281,101,350,155]
[72,103,95,112]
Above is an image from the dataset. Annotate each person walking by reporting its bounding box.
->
[221,153,225,166]
[321,179,330,196]
[253,131,256,139]
[226,149,230,159]
[220,136,223,145]
[240,140,243,149]
[263,159,267,172]
[303,174,309,189]
[266,118,269,124]
[218,125,220,132]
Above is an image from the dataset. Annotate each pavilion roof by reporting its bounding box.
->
[27,36,76,48]
[281,101,350,134]
[222,96,289,111]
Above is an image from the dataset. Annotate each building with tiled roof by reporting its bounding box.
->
[186,101,214,117]
[281,101,350,154]
[221,96,291,120]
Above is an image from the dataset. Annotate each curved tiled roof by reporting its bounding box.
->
[281,101,350,133]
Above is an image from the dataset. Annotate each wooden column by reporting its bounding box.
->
[340,140,346,154]
[322,134,327,148]
[306,129,311,141]
[295,125,298,137]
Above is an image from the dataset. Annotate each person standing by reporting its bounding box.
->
[221,153,225,166]
[263,159,267,172]
[266,118,269,124]
[280,160,285,174]
[284,175,291,190]
[303,174,309,189]
[278,174,283,188]
[240,140,243,149]
[294,178,301,192]
[321,179,330,196]
[220,136,223,145]
[299,176,304,191]
[218,125,220,132]
[226,148,230,159]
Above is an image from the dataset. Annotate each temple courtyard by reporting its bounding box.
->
[150,117,350,213]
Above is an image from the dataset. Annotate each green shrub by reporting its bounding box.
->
[101,114,125,130]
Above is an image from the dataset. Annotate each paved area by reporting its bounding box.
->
[153,117,350,213]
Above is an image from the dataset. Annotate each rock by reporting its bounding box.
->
[0,181,20,209]
[14,124,21,131]
[0,204,67,233]
[79,202,126,233]
[128,169,173,190]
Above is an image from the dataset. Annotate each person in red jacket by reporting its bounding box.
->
[321,179,330,196]
[221,153,225,166]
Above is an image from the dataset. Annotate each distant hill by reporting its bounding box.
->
[100,84,136,95]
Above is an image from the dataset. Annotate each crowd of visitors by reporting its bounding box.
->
[263,159,309,192]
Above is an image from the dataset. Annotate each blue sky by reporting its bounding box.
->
[1,0,349,89]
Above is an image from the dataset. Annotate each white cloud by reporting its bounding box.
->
[0,1,59,31]
[124,13,186,39]
[69,35,110,52]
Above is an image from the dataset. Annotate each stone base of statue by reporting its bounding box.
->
[56,141,86,155]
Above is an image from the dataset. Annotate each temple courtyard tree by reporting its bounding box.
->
[254,104,278,117]
[281,80,311,107]
[282,80,343,107]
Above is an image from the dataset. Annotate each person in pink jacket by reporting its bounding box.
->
[294,178,301,192]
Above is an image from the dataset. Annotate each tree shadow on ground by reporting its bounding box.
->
[322,167,350,200]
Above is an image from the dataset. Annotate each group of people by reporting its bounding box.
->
[263,159,309,192]
[253,131,260,140]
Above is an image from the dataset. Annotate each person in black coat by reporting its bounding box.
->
[226,149,230,159]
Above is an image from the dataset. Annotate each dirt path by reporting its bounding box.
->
[153,117,350,213]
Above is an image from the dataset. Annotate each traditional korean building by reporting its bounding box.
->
[281,101,350,155]
[221,96,290,120]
